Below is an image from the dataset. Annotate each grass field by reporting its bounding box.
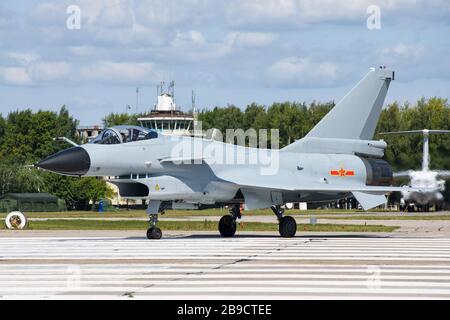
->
[0,219,398,232]
[1,208,448,221]
[318,215,450,220]
[0,208,415,219]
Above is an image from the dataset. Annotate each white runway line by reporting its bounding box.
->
[1,236,450,299]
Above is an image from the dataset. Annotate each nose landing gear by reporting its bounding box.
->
[146,201,166,240]
[147,214,162,240]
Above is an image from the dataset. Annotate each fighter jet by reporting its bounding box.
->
[379,129,450,211]
[36,67,428,239]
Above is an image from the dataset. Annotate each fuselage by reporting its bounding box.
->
[70,133,391,207]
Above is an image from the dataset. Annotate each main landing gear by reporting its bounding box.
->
[146,201,165,240]
[271,205,297,238]
[218,204,297,238]
[219,204,241,237]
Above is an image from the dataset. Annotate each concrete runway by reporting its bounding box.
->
[1,233,450,299]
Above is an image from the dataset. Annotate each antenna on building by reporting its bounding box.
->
[169,81,175,100]
[155,83,159,110]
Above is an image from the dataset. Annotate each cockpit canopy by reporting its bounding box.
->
[91,125,158,145]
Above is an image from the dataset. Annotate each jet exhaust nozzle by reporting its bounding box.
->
[36,146,91,176]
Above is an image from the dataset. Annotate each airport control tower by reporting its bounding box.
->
[138,81,195,136]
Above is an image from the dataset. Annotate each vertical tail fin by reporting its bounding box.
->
[306,67,394,140]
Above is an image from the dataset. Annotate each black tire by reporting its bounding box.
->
[147,227,162,240]
[279,216,297,238]
[219,215,237,237]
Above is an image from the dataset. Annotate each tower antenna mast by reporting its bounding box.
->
[135,87,139,114]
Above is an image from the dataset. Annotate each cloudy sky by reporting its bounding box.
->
[0,0,449,124]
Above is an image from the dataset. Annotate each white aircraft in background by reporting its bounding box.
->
[380,129,450,211]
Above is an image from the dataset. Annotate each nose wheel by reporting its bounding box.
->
[147,226,162,240]
[146,201,167,240]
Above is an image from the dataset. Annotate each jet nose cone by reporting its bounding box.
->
[36,147,91,176]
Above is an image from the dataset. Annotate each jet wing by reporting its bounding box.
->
[215,168,430,193]
[216,168,435,210]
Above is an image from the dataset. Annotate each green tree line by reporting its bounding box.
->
[0,107,113,210]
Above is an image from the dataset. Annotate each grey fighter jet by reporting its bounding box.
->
[36,67,426,239]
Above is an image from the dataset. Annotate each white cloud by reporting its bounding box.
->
[0,58,163,86]
[32,0,134,28]
[135,0,213,28]
[381,43,426,60]
[226,32,277,48]
[0,6,11,28]
[267,57,338,87]
[0,58,71,86]
[7,52,40,66]
[225,0,450,27]
[32,2,64,25]
[378,43,450,81]
[171,31,206,47]
[77,0,134,28]
[225,0,297,26]
[0,67,33,86]
[1,0,450,107]
[166,31,233,62]
[80,61,160,84]
[29,62,72,82]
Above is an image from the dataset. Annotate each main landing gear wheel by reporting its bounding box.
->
[147,227,162,240]
[279,216,297,238]
[271,205,297,238]
[219,215,237,237]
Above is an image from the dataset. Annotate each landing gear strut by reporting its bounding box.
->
[271,205,297,238]
[147,214,162,240]
[219,204,240,237]
[146,201,165,240]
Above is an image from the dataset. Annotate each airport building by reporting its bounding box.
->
[76,125,104,143]
[138,81,196,136]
